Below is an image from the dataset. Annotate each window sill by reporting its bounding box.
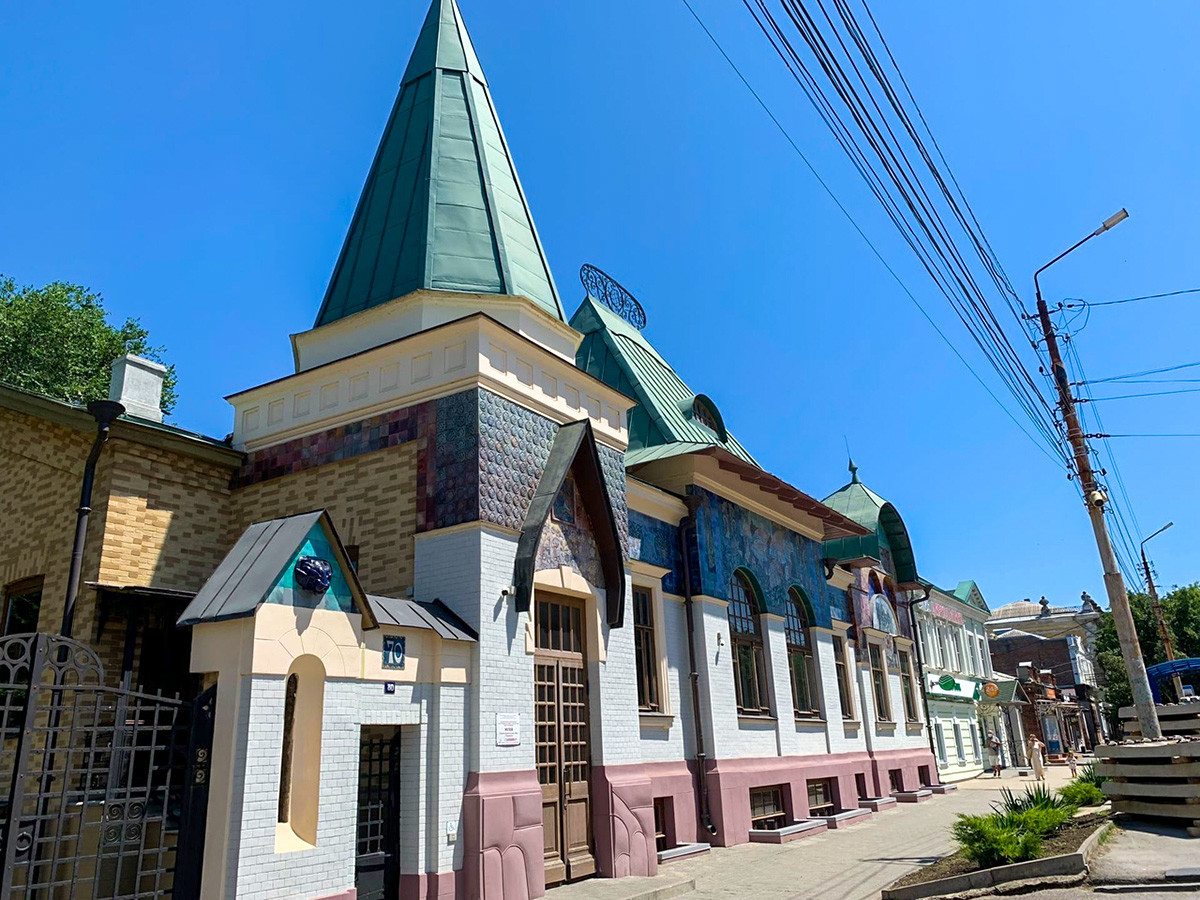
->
[794,715,827,727]
[639,711,675,729]
[840,718,862,728]
[874,720,897,733]
[737,714,777,725]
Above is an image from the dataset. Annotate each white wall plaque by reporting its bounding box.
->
[495,713,521,747]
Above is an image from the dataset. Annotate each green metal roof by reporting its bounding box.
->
[570,294,757,468]
[314,0,564,328]
[954,579,990,613]
[821,460,919,584]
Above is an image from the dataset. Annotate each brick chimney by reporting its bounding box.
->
[108,354,166,423]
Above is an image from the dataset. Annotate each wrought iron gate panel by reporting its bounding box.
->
[0,633,213,900]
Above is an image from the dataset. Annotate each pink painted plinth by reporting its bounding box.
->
[462,770,545,900]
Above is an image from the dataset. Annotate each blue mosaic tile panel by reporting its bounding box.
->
[628,510,683,596]
[421,390,480,530]
[688,486,842,627]
[597,444,629,557]
[536,507,604,586]
[477,389,557,531]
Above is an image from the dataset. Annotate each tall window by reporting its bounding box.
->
[970,722,981,761]
[633,587,659,711]
[729,571,771,716]
[953,723,966,763]
[898,649,919,722]
[1,577,43,635]
[785,588,819,717]
[935,626,948,670]
[832,635,854,719]
[868,643,891,721]
[934,723,947,763]
[978,636,990,675]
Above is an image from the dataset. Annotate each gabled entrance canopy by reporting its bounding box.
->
[512,421,626,627]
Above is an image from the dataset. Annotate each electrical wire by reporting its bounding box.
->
[677,0,1067,468]
[1075,287,1200,308]
[1078,360,1200,385]
[1080,387,1200,402]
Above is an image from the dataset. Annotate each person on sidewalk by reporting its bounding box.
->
[987,732,1003,777]
[1027,736,1047,782]
[1066,748,1078,778]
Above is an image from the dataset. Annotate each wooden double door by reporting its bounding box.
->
[534,594,596,886]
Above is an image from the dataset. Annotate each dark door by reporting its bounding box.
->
[355,726,401,900]
[534,595,595,887]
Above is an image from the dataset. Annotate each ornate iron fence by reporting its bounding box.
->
[0,633,214,899]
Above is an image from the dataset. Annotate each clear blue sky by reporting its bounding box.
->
[3,1,1198,610]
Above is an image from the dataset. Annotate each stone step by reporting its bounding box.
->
[658,843,710,863]
[747,820,827,843]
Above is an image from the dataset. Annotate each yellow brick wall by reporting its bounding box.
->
[231,440,420,599]
[0,407,99,633]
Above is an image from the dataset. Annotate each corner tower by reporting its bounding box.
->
[294,0,571,372]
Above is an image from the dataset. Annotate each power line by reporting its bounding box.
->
[1092,433,1200,439]
[1079,360,1200,385]
[677,0,1066,468]
[1072,287,1200,308]
[1079,387,1200,402]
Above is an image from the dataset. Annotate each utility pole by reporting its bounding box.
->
[1140,524,1184,699]
[1034,208,1162,741]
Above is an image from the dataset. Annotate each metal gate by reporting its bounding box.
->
[354,726,400,900]
[0,633,215,900]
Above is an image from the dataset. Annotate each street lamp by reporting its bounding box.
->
[1032,208,1162,740]
[1141,522,1183,698]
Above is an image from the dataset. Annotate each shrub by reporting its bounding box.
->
[952,813,1043,867]
[1075,763,1108,788]
[992,784,1077,816]
[1060,781,1106,807]
[951,806,1075,868]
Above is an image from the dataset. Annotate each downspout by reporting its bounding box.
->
[679,497,716,836]
[905,585,938,762]
[62,399,125,638]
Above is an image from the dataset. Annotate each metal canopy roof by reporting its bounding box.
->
[369,596,476,642]
[177,510,376,629]
[314,0,563,328]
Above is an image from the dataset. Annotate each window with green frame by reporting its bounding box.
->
[728,571,771,716]
[785,588,819,717]
[832,634,854,718]
[898,648,919,722]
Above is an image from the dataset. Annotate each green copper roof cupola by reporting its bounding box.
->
[313,0,564,328]
[821,459,919,586]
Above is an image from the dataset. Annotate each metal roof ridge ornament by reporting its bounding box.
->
[580,263,647,330]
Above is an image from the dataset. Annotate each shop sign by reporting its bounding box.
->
[928,673,980,701]
[930,601,964,624]
[983,682,1000,699]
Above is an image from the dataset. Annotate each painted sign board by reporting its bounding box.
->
[927,674,981,701]
[930,602,964,625]
[496,713,521,747]
[382,635,406,669]
[983,682,1000,699]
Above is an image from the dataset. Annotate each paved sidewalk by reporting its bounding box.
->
[550,767,1077,900]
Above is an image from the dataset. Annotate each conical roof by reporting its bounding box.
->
[314,0,564,328]
[822,461,919,585]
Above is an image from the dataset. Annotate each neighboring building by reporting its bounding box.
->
[911,581,1007,781]
[987,593,1108,748]
[983,672,1032,768]
[1002,663,1083,758]
[0,2,944,899]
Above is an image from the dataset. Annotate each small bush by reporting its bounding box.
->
[952,813,1043,867]
[992,784,1076,815]
[1060,781,1106,807]
[952,804,1076,868]
[1075,763,1108,788]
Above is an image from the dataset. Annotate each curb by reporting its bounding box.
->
[881,821,1112,900]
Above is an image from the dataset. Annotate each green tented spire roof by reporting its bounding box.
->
[314,0,564,328]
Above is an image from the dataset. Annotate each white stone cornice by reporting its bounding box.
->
[229,313,633,453]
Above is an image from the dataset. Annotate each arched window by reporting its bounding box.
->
[785,588,819,717]
[276,655,325,851]
[728,570,770,715]
[691,395,727,441]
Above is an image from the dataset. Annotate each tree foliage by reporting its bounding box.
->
[1096,583,1200,729]
[0,275,177,414]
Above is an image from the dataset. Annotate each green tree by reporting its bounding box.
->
[0,275,177,414]
[1096,583,1200,731]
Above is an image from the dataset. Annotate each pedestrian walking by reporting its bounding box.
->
[987,732,1003,777]
[1027,736,1046,782]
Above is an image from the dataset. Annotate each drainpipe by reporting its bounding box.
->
[905,586,938,765]
[62,399,125,637]
[679,498,716,837]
